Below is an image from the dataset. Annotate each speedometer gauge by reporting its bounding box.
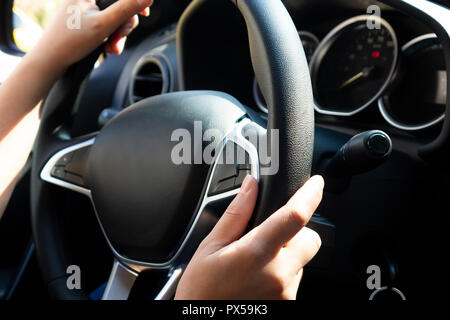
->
[310,15,398,116]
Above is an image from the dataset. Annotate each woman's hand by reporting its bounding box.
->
[30,0,153,70]
[0,0,154,219]
[175,175,324,300]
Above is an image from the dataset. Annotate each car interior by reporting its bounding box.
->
[0,0,449,301]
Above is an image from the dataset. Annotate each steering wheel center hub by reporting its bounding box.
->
[87,91,245,263]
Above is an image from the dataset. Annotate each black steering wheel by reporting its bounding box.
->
[31,0,314,300]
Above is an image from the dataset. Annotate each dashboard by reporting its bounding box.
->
[79,0,448,151]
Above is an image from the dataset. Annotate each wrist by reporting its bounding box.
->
[24,46,68,80]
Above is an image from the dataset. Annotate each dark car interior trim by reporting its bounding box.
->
[0,0,449,301]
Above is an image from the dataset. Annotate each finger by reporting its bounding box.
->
[284,269,303,300]
[101,0,153,31]
[285,227,322,270]
[105,15,139,54]
[251,175,324,255]
[126,15,140,32]
[204,175,258,249]
[140,7,150,16]
[105,33,127,55]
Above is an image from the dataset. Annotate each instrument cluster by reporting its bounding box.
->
[253,15,447,132]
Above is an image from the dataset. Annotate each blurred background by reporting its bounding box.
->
[12,0,62,52]
[14,0,62,29]
[1,0,61,82]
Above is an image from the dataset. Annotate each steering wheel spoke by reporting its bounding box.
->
[102,260,184,300]
[102,260,138,300]
[40,137,95,197]
[154,267,184,300]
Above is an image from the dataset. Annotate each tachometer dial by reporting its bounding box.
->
[310,15,398,116]
[378,34,446,131]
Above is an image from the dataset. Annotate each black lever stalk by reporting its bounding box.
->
[323,130,392,192]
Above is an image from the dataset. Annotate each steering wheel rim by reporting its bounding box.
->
[31,0,314,300]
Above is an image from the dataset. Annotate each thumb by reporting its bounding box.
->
[204,175,258,250]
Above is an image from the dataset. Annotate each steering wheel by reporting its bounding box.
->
[31,0,314,300]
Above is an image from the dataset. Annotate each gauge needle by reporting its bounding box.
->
[338,67,374,90]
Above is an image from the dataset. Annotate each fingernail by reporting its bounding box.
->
[241,175,254,193]
[116,37,127,55]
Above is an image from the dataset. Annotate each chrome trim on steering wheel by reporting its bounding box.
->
[40,138,95,197]
[102,260,139,300]
[154,267,184,300]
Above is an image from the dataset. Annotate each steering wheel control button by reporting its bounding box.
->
[64,147,90,177]
[64,173,85,187]
[208,142,251,196]
[235,168,251,187]
[237,163,251,171]
[210,176,237,195]
[50,146,91,187]
[56,153,73,167]
[51,167,66,180]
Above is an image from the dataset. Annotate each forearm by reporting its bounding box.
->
[0,103,40,219]
[0,46,65,219]
[0,106,38,220]
[0,51,66,140]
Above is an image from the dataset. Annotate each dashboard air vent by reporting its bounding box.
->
[129,56,170,104]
